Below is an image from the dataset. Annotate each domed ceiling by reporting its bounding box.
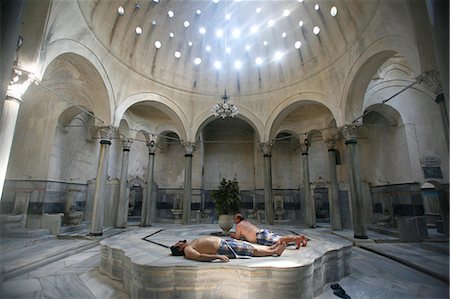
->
[78,0,379,97]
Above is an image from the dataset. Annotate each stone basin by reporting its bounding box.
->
[100,224,352,299]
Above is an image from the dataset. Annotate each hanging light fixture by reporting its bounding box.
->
[211,90,238,119]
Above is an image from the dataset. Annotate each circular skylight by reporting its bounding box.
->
[90,0,360,95]
[331,6,338,17]
[313,26,320,35]
[274,51,283,61]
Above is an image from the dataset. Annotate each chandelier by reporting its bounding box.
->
[211,90,239,119]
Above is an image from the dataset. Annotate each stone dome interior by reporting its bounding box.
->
[78,0,379,97]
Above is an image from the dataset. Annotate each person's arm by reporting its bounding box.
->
[231,225,242,240]
[184,246,229,262]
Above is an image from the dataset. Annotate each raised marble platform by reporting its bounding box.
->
[100,225,352,299]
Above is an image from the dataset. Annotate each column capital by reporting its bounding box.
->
[6,67,36,101]
[147,140,157,154]
[342,125,359,142]
[418,70,443,95]
[121,138,133,151]
[98,125,115,140]
[183,142,196,156]
[299,134,310,154]
[325,138,336,150]
[260,142,273,156]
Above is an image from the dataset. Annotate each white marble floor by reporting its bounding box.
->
[1,226,448,299]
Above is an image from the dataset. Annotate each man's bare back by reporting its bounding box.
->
[232,219,259,243]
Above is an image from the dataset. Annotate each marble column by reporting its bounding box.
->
[301,136,315,228]
[0,70,34,198]
[326,139,342,231]
[435,93,448,148]
[260,142,274,225]
[116,138,132,228]
[420,70,448,148]
[0,96,21,198]
[343,125,367,239]
[141,139,157,227]
[182,142,196,225]
[89,126,114,236]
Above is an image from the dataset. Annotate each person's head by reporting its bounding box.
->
[170,240,188,256]
[234,213,244,224]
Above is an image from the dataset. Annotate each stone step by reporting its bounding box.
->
[59,223,88,233]
[1,228,51,238]
[368,225,399,238]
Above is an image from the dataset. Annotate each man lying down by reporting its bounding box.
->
[170,235,286,262]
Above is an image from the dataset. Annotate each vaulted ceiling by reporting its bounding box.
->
[78,0,379,97]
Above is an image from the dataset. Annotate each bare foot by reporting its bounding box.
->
[295,237,301,249]
[300,236,308,247]
[275,242,287,256]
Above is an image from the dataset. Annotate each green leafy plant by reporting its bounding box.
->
[211,178,241,215]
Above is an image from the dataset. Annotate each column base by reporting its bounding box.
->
[88,232,103,236]
[353,234,368,239]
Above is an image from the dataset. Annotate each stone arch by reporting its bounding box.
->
[49,106,99,182]
[341,35,422,125]
[192,106,264,143]
[266,93,339,142]
[114,93,188,142]
[38,41,114,124]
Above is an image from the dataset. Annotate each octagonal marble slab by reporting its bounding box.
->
[100,225,352,299]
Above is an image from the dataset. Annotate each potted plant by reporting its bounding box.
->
[211,178,241,232]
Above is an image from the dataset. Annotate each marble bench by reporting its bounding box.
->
[100,225,352,299]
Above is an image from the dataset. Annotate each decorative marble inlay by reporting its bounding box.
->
[100,225,352,299]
